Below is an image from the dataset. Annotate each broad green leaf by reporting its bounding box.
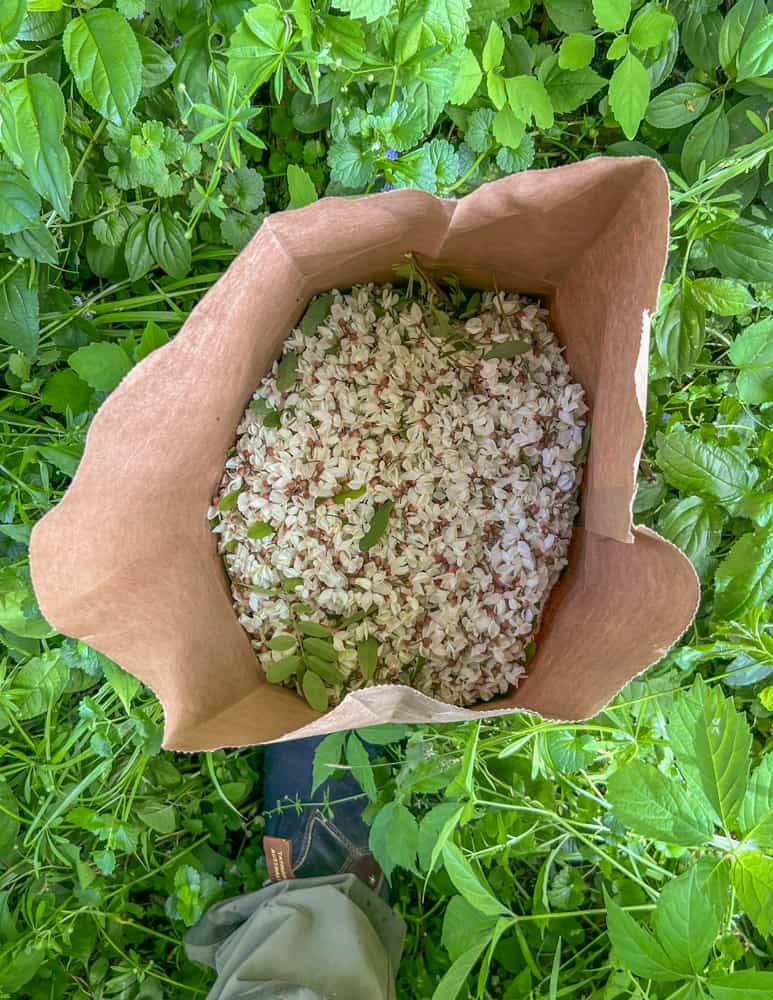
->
[558,32,595,69]
[124,212,153,282]
[137,801,176,835]
[247,520,273,540]
[482,22,504,72]
[656,430,757,506]
[739,753,773,846]
[137,34,175,90]
[147,211,191,280]
[302,669,329,711]
[369,800,419,879]
[736,14,773,81]
[69,342,132,394]
[441,895,497,962]
[606,759,714,846]
[609,52,650,139]
[297,620,332,638]
[0,160,39,233]
[645,83,711,128]
[655,285,704,377]
[442,842,507,917]
[418,802,462,873]
[63,10,142,125]
[544,0,594,33]
[731,850,773,935]
[505,75,554,128]
[327,137,375,189]
[359,499,393,551]
[431,935,490,1000]
[690,278,754,316]
[303,637,338,662]
[607,34,628,59]
[40,369,91,414]
[0,0,26,43]
[12,651,68,719]
[728,318,773,404]
[0,946,46,993]
[682,5,722,71]
[356,635,378,680]
[0,263,38,357]
[227,4,292,94]
[346,732,377,802]
[629,7,674,50]
[286,163,317,209]
[592,0,630,33]
[136,320,170,361]
[311,731,346,792]
[713,526,773,620]
[333,0,391,20]
[654,864,725,974]
[4,221,58,265]
[356,723,408,746]
[492,106,525,148]
[718,0,766,74]
[681,107,729,183]
[276,350,297,391]
[300,294,334,337]
[449,49,482,104]
[604,892,683,982]
[267,634,295,651]
[543,66,607,112]
[658,496,722,567]
[667,677,751,829]
[0,74,72,218]
[487,70,507,110]
[100,656,141,714]
[496,133,536,172]
[709,971,773,1000]
[707,222,773,284]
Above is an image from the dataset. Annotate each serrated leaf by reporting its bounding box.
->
[333,0,391,21]
[690,278,754,316]
[606,759,715,845]
[482,22,504,72]
[559,32,595,69]
[346,732,376,802]
[609,52,650,139]
[136,320,170,361]
[311,731,346,792]
[645,83,711,128]
[592,0,629,32]
[492,106,525,148]
[450,48,482,104]
[544,0,594,33]
[682,6,722,71]
[69,342,132,393]
[668,676,751,830]
[40,369,91,415]
[418,802,462,873]
[431,936,490,1000]
[728,317,773,404]
[0,161,39,234]
[63,10,141,125]
[369,800,419,879]
[442,842,507,917]
[0,74,72,218]
[441,895,497,962]
[731,850,773,935]
[267,654,302,683]
[0,0,26,43]
[655,430,757,506]
[0,263,38,357]
[739,753,773,846]
[5,222,58,265]
[658,496,722,568]
[544,66,607,112]
[654,863,725,974]
[505,75,554,128]
[137,801,176,835]
[604,891,683,982]
[12,651,68,719]
[629,7,674,50]
[713,526,773,620]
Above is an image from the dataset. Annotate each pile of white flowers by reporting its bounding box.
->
[211,283,587,708]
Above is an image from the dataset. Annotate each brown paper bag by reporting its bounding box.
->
[30,157,699,751]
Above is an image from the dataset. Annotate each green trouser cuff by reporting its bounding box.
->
[184,873,406,1000]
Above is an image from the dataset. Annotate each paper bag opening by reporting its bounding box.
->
[30,157,699,751]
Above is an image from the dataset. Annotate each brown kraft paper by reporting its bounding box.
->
[29,157,700,751]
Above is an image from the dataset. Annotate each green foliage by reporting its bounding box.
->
[1,1,772,997]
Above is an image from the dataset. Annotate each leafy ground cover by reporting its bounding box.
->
[1,0,772,997]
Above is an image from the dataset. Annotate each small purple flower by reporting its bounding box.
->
[173,34,182,47]
[385,148,398,161]
[382,182,394,192]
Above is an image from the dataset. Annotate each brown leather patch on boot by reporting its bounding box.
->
[264,836,295,882]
